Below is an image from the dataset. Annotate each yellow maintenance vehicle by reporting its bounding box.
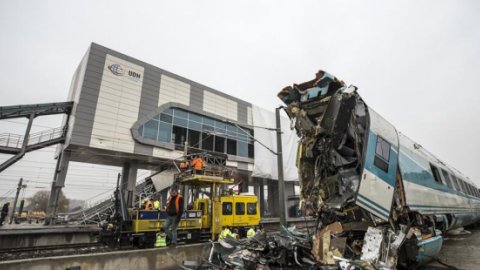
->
[130,153,260,244]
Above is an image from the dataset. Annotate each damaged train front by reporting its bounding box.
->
[278,70,409,269]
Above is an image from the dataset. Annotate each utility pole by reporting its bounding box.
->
[275,107,287,227]
[10,178,24,224]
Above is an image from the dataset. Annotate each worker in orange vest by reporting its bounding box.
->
[179,160,189,171]
[190,156,205,175]
[162,186,184,245]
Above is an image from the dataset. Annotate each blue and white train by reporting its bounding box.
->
[278,70,480,269]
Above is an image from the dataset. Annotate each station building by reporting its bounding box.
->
[51,43,299,219]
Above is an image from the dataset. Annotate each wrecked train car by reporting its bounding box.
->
[278,70,480,269]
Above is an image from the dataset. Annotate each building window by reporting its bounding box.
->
[215,136,225,153]
[222,202,232,215]
[188,130,200,148]
[173,126,187,146]
[137,107,254,157]
[237,141,248,157]
[236,202,245,215]
[158,124,172,143]
[144,120,159,140]
[227,139,237,155]
[201,133,214,151]
[248,143,254,158]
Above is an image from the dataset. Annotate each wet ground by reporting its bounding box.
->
[426,225,480,270]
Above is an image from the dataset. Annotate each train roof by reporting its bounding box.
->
[398,132,476,187]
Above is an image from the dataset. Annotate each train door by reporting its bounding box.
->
[220,197,234,226]
[356,109,399,221]
[233,197,246,226]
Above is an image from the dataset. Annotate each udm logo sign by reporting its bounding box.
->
[108,64,124,76]
[108,63,141,82]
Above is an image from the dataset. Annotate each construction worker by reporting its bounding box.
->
[247,226,256,238]
[153,198,161,210]
[179,160,189,171]
[0,202,9,226]
[145,198,154,210]
[232,228,240,240]
[163,186,183,246]
[190,156,205,175]
[154,229,167,248]
[219,226,233,240]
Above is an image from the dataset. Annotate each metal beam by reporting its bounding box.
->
[0,101,73,120]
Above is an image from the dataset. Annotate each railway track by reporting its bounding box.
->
[0,218,316,262]
[0,242,108,261]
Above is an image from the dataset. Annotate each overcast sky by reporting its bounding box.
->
[1,1,479,201]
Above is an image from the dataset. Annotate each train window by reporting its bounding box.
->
[247,202,257,215]
[222,202,232,215]
[464,182,472,196]
[374,136,390,173]
[236,202,245,215]
[375,136,391,161]
[441,169,457,191]
[468,184,475,197]
[454,175,465,193]
[467,183,475,196]
[430,164,443,184]
[457,178,470,194]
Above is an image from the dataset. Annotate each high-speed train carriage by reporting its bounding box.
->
[278,69,480,268]
[357,108,480,230]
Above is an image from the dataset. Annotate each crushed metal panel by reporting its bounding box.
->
[360,227,384,264]
[312,222,343,264]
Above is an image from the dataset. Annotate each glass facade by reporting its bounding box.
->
[138,107,254,158]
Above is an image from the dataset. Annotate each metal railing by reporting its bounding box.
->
[0,126,65,149]
[68,177,158,224]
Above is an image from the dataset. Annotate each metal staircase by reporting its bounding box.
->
[68,165,171,225]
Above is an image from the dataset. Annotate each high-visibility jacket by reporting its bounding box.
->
[219,228,233,240]
[154,233,166,247]
[247,228,256,238]
[190,158,205,170]
[153,200,161,210]
[179,162,188,168]
[165,195,183,215]
[145,200,153,210]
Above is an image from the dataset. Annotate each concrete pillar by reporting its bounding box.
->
[121,162,138,208]
[284,182,295,217]
[46,150,71,225]
[267,181,279,217]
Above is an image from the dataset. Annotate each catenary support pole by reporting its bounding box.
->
[10,178,23,224]
[275,106,287,227]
